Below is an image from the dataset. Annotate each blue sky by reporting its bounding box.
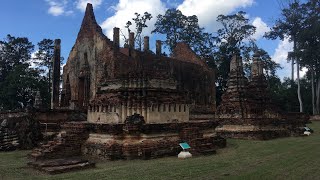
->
[0,0,304,79]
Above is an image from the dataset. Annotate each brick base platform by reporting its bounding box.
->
[29,121,226,162]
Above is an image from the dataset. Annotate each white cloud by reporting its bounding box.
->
[46,0,74,16]
[252,17,269,40]
[76,0,103,11]
[272,37,307,80]
[100,0,166,45]
[48,5,64,16]
[300,67,308,78]
[272,37,292,80]
[272,38,292,63]
[177,0,254,32]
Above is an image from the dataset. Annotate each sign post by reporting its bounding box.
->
[178,142,192,159]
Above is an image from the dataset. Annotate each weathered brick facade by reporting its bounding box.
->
[29,3,224,164]
[60,4,215,121]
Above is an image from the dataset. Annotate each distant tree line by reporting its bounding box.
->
[0,35,56,111]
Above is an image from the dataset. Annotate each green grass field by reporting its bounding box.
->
[1,122,319,180]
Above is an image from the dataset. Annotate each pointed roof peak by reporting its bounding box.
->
[81,3,97,28]
[84,3,94,18]
[77,3,104,40]
[86,3,93,10]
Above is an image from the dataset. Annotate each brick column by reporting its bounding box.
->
[51,39,61,109]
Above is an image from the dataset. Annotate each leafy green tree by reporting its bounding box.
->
[152,9,215,58]
[216,11,256,56]
[0,35,34,82]
[34,39,54,107]
[0,35,45,110]
[265,0,305,112]
[269,77,313,114]
[294,0,320,114]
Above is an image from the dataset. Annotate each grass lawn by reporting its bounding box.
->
[1,122,319,180]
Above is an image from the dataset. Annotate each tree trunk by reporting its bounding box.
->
[311,67,316,115]
[297,60,303,112]
[291,57,294,81]
[48,68,51,99]
[316,78,320,114]
[294,39,303,112]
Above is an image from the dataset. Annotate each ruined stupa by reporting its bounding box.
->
[216,52,308,139]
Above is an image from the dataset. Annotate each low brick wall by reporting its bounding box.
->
[0,111,42,150]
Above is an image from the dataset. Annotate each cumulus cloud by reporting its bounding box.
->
[76,0,103,11]
[271,37,307,80]
[252,17,269,40]
[177,0,254,32]
[45,0,102,16]
[100,0,166,44]
[48,5,64,16]
[272,37,292,79]
[45,0,73,16]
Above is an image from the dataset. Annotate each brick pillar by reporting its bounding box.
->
[51,39,61,109]
[143,36,149,52]
[113,27,120,49]
[129,32,134,49]
[156,40,161,55]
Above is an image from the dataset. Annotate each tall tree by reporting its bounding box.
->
[216,11,256,56]
[152,9,215,58]
[0,35,45,110]
[34,39,54,107]
[265,0,305,112]
[295,0,320,114]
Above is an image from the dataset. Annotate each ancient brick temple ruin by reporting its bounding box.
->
[216,53,309,139]
[29,3,225,166]
[27,3,309,173]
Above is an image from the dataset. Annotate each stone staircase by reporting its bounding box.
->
[0,127,19,151]
[29,135,65,161]
[28,122,95,174]
[29,122,89,160]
